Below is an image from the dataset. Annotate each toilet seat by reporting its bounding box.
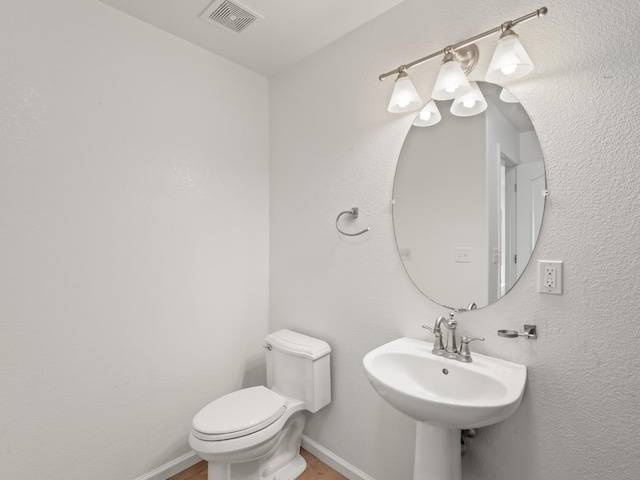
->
[192,386,287,441]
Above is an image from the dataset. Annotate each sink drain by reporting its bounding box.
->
[442,368,449,375]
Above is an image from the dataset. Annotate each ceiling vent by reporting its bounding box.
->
[199,0,263,35]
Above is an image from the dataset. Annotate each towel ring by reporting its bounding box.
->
[336,207,370,237]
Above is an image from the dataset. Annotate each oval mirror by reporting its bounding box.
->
[392,82,546,310]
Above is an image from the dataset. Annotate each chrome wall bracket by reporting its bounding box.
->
[498,324,537,339]
[335,207,370,237]
[452,44,479,75]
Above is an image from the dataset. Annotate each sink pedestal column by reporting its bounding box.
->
[413,423,461,480]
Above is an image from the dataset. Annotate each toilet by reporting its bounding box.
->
[189,329,331,480]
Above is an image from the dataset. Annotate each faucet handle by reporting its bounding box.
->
[460,336,485,344]
[422,325,445,353]
[457,336,485,363]
[422,324,436,334]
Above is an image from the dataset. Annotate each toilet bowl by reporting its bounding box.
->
[189,330,331,480]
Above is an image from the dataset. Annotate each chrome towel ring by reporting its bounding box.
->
[335,207,370,237]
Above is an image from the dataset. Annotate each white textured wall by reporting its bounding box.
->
[270,1,640,479]
[0,1,269,479]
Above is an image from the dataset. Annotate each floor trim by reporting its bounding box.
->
[134,437,374,480]
[300,435,375,480]
[133,451,200,480]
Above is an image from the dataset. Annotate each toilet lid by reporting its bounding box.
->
[192,386,287,440]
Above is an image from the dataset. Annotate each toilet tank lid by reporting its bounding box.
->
[266,329,331,360]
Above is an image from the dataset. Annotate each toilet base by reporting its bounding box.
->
[201,411,308,480]
[207,453,306,480]
[261,452,306,480]
[266,453,306,480]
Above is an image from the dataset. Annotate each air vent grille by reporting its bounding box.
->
[200,0,263,35]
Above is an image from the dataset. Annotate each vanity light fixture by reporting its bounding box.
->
[379,7,547,113]
[499,87,520,103]
[450,81,488,117]
[413,100,441,127]
[485,27,534,83]
[431,47,473,101]
[387,67,423,113]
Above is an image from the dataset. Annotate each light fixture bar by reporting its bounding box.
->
[378,7,548,81]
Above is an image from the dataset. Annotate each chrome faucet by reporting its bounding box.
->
[456,302,477,312]
[422,312,485,362]
[441,313,458,359]
[422,313,457,358]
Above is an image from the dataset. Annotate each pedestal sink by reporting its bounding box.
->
[363,337,526,480]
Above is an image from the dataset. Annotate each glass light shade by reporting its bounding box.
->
[450,82,487,117]
[413,100,441,127]
[499,87,520,103]
[388,71,423,113]
[486,30,534,83]
[431,56,472,101]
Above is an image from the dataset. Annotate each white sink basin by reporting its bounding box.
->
[363,337,527,429]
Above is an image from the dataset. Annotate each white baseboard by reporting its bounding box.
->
[133,438,373,480]
[300,435,375,480]
[133,450,201,480]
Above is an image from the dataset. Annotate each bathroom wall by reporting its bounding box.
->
[270,0,640,479]
[0,1,269,479]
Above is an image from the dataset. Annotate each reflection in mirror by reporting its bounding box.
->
[392,82,545,310]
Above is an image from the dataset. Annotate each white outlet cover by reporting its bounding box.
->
[454,247,471,263]
[538,260,563,295]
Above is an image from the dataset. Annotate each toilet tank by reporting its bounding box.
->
[265,330,331,413]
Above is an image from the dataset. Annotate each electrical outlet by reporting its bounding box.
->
[539,260,563,294]
[544,266,556,288]
[399,248,412,262]
[454,247,471,263]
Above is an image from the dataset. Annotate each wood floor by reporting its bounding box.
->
[168,449,348,480]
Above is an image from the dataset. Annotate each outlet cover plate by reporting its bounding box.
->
[538,260,563,295]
